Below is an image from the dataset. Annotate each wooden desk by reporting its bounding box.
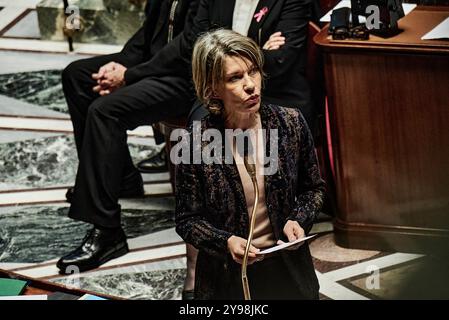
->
[315,6,449,252]
[0,269,120,299]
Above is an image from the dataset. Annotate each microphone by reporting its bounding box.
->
[236,133,256,179]
[236,132,259,300]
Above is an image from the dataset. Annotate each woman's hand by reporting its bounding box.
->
[262,31,285,50]
[277,220,305,251]
[227,235,261,265]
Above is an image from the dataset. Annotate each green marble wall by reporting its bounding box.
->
[36,0,147,45]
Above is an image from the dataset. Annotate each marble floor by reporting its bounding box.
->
[1,0,447,301]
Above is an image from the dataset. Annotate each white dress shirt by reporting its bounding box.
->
[232,0,260,36]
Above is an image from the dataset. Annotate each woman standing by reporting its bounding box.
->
[175,29,324,299]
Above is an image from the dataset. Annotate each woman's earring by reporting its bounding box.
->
[208,98,224,116]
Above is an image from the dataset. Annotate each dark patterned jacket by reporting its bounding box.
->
[175,104,325,299]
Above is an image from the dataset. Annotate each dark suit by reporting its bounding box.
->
[175,104,325,299]
[126,0,314,125]
[62,0,199,228]
[215,0,312,109]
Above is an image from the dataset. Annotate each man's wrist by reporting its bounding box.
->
[120,68,127,86]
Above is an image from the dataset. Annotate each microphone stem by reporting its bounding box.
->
[241,174,259,300]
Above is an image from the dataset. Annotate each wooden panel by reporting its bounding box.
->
[315,6,449,252]
[327,52,449,228]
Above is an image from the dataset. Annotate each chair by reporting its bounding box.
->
[154,117,187,191]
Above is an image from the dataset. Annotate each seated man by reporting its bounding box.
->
[57,0,199,274]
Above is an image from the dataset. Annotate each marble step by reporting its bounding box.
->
[0,182,172,206]
[11,240,186,279]
[0,115,154,137]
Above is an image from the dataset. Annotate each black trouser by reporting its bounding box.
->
[218,255,316,300]
[62,53,194,228]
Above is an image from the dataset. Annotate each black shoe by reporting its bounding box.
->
[182,290,195,300]
[137,149,168,173]
[56,227,129,274]
[65,187,75,203]
[65,170,144,203]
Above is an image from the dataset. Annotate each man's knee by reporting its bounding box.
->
[62,60,81,86]
[86,94,121,122]
[62,58,95,91]
[87,97,107,118]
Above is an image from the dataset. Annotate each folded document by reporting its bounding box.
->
[257,234,317,255]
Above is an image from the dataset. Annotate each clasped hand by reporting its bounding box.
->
[92,61,127,96]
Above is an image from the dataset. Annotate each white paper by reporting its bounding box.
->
[78,293,107,300]
[421,17,449,40]
[256,234,316,255]
[0,295,48,300]
[320,0,417,23]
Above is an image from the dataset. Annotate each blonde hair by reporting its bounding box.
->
[192,29,264,116]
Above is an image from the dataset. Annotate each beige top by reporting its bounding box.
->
[229,115,276,249]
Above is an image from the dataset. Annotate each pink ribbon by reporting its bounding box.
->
[254,7,268,23]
